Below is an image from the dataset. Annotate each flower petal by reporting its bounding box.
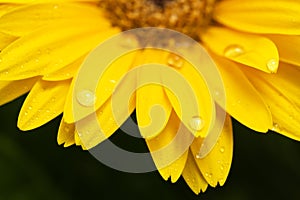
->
[0,3,106,36]
[242,62,300,141]
[182,151,208,194]
[211,54,272,132]
[136,49,172,139]
[201,27,279,73]
[0,77,38,106]
[57,119,75,147]
[214,0,300,35]
[0,19,119,80]
[42,55,86,81]
[267,35,300,67]
[191,114,233,187]
[18,79,71,130]
[63,51,137,123]
[146,111,192,183]
[163,53,214,138]
[75,76,136,149]
[0,32,17,50]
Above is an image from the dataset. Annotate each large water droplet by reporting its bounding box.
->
[267,59,278,73]
[223,45,245,58]
[76,90,96,107]
[189,116,205,131]
[167,54,184,68]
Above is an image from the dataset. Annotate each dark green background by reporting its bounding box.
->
[0,96,299,200]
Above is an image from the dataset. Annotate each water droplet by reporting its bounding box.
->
[28,106,32,110]
[195,153,201,159]
[120,35,138,48]
[110,79,116,84]
[267,59,278,73]
[189,116,205,131]
[223,45,245,58]
[167,54,184,68]
[24,111,28,116]
[271,123,280,131]
[64,127,70,133]
[220,146,225,153]
[220,165,224,171]
[78,132,82,137]
[76,90,96,107]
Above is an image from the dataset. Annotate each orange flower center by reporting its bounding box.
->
[99,0,216,40]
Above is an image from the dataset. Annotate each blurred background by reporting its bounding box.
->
[0,95,299,200]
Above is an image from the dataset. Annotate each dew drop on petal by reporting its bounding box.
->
[271,122,280,131]
[267,59,278,73]
[110,79,116,84]
[195,153,203,159]
[64,127,70,133]
[223,45,245,58]
[220,146,225,153]
[76,90,96,107]
[189,116,205,131]
[167,54,184,68]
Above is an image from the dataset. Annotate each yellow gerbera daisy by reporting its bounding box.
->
[0,0,299,195]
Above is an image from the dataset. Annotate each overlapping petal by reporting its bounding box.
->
[210,54,272,132]
[0,19,119,80]
[18,79,71,130]
[214,0,300,35]
[201,27,279,73]
[242,62,300,140]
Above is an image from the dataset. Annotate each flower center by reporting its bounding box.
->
[99,0,216,40]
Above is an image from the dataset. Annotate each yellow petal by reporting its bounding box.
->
[182,151,208,194]
[146,111,192,183]
[57,119,75,147]
[163,53,214,138]
[242,62,300,141]
[211,54,272,132]
[63,51,137,123]
[74,130,86,150]
[214,0,300,35]
[201,27,279,73]
[0,3,106,36]
[0,32,17,50]
[136,49,172,139]
[191,114,233,187]
[0,77,38,106]
[0,4,20,18]
[43,55,85,81]
[267,35,300,67]
[0,0,96,4]
[18,79,71,130]
[75,76,136,149]
[0,19,119,80]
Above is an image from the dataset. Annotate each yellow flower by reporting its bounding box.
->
[0,0,299,195]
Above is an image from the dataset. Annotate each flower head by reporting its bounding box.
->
[0,0,299,195]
